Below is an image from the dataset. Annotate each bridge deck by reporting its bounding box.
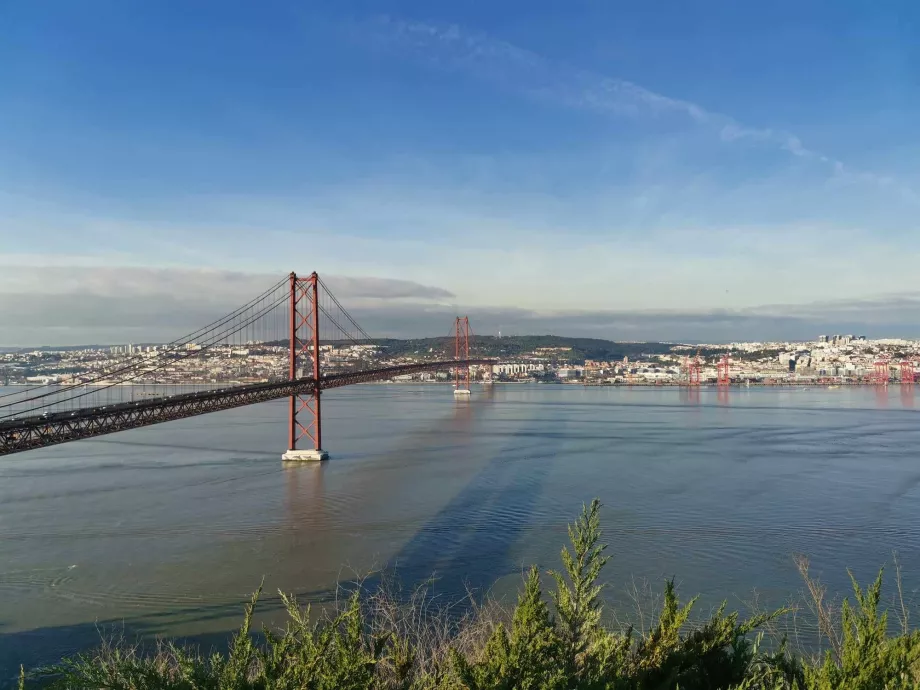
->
[0,360,493,457]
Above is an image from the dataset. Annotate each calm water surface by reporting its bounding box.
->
[2,383,920,676]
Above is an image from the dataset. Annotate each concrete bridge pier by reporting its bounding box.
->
[282,448,329,462]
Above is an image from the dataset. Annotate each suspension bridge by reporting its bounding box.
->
[0,272,493,459]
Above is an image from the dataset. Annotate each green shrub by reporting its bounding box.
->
[451,565,566,690]
[21,499,920,690]
[802,569,920,690]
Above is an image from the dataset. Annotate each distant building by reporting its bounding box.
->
[818,335,828,343]
[557,368,582,379]
[493,362,545,376]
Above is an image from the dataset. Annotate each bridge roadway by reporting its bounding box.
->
[0,359,494,457]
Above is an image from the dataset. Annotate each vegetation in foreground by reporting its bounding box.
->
[20,500,920,689]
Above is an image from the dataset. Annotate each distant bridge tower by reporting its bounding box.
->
[283,272,329,462]
[900,360,915,385]
[454,316,472,398]
[873,358,890,386]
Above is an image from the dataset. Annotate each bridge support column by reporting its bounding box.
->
[453,316,471,398]
[283,272,329,462]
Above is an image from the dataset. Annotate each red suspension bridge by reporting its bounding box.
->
[0,272,493,459]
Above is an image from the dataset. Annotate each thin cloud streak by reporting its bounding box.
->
[350,298,920,343]
[2,266,919,346]
[0,266,454,302]
[0,267,457,345]
[369,17,916,201]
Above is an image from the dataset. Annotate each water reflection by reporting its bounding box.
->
[678,387,701,405]
[875,385,889,408]
[283,461,326,532]
[901,384,915,409]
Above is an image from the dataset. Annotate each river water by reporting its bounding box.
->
[2,383,920,677]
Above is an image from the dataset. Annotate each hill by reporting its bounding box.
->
[373,335,677,364]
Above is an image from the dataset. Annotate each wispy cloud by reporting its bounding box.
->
[0,266,456,345]
[348,296,920,343]
[3,265,920,346]
[0,266,453,302]
[367,17,916,201]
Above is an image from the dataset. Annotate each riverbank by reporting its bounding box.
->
[3,378,909,389]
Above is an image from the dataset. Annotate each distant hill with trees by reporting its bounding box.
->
[373,335,678,364]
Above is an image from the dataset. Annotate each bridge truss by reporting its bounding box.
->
[0,272,492,458]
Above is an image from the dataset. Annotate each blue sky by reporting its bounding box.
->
[1,0,919,344]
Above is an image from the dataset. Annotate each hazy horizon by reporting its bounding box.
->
[0,267,916,349]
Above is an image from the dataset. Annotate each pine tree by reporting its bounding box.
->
[452,566,565,690]
[550,498,610,685]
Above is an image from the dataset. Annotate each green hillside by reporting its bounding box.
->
[373,335,677,364]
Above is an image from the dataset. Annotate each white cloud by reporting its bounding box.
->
[3,265,920,346]
[0,266,452,301]
[368,17,916,200]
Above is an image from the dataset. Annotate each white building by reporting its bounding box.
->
[557,368,583,379]
[493,362,545,376]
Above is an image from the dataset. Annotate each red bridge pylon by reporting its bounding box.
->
[454,316,472,398]
[283,272,328,462]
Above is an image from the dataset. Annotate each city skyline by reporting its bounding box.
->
[2,1,919,344]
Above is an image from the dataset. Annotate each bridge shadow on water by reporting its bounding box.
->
[367,389,558,605]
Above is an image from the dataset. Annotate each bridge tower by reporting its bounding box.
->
[454,316,472,398]
[283,272,329,462]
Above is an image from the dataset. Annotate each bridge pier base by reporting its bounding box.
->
[282,448,329,462]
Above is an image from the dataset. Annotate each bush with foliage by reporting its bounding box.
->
[20,499,920,689]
